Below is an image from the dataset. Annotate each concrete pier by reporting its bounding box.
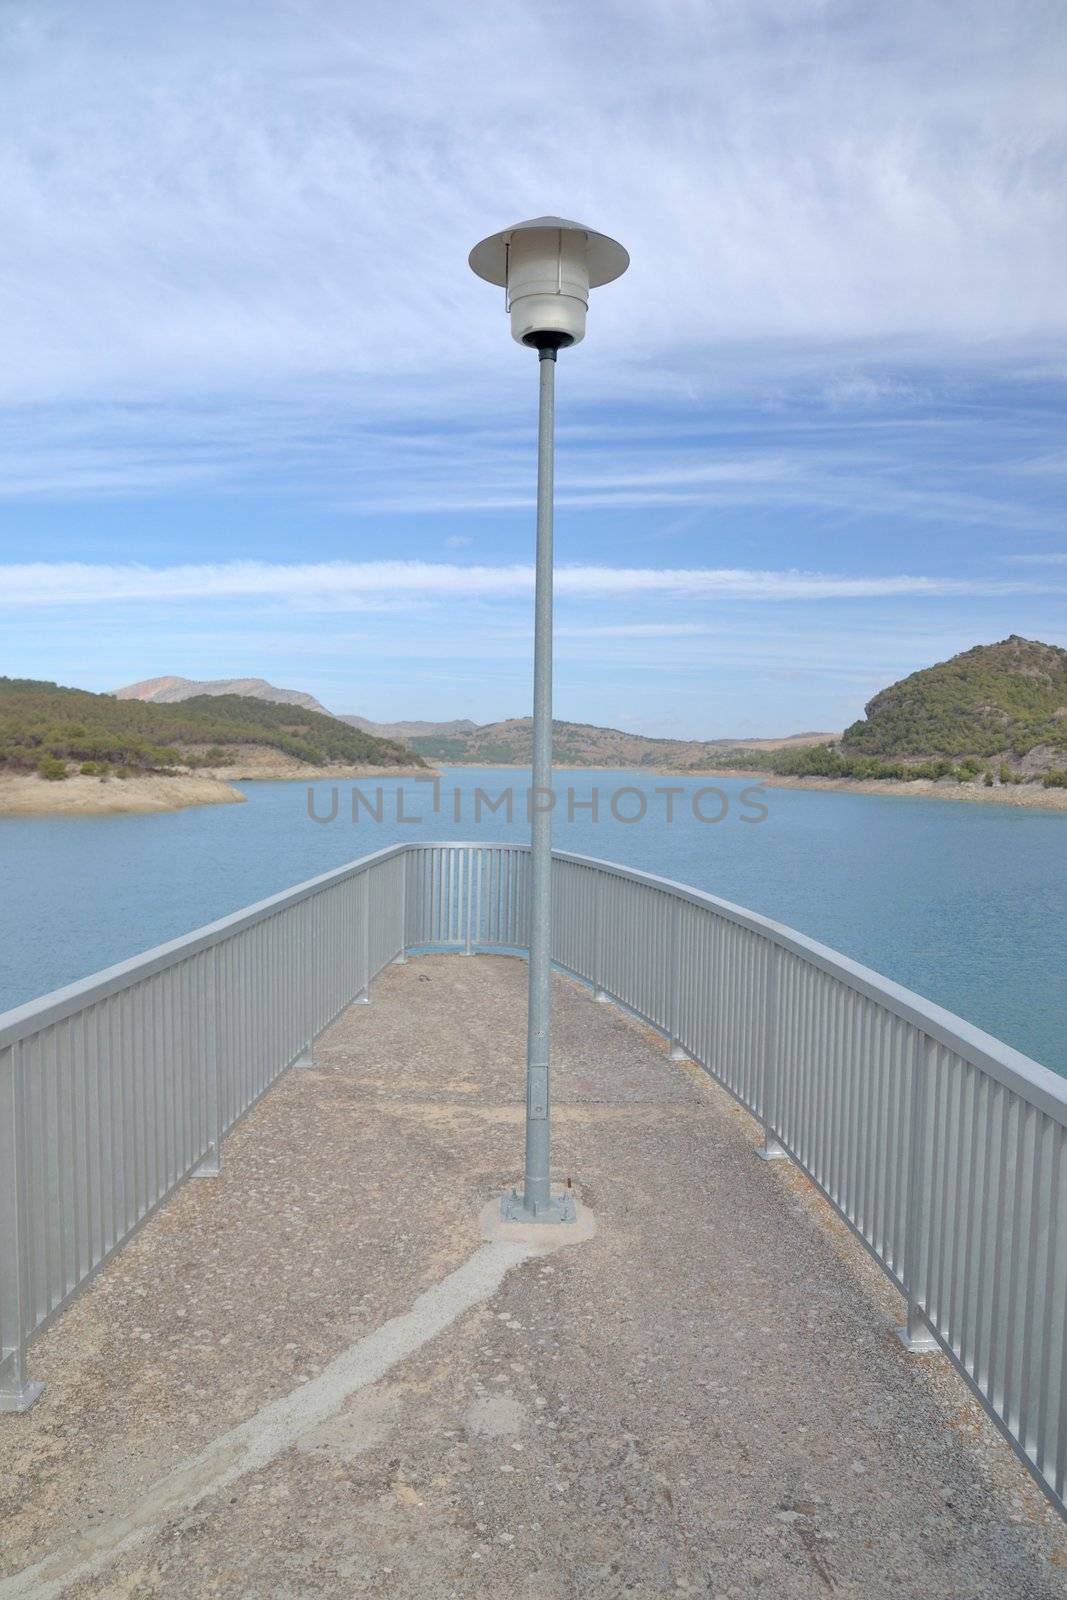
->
[1,955,1063,1598]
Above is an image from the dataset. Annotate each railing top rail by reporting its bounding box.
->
[4,838,1063,1122]
[407,841,1067,1120]
[546,844,1067,1121]
[0,841,409,1050]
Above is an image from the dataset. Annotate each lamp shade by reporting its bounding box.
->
[469,216,629,349]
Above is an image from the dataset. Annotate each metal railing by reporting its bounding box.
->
[2,842,1064,1520]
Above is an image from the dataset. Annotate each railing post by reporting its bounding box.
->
[356,871,371,1003]
[0,1043,43,1410]
[667,898,689,1060]
[757,943,787,1161]
[292,896,316,1068]
[464,847,474,955]
[193,947,223,1174]
[393,851,409,964]
[897,1030,940,1352]
[593,870,610,1003]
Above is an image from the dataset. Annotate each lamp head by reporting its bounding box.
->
[469,216,628,350]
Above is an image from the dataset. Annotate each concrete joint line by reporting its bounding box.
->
[0,1235,566,1600]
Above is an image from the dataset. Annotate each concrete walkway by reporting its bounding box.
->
[1,955,1064,1599]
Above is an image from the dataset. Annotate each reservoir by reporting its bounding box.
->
[1,766,1064,1074]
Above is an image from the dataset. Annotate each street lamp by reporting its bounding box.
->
[469,217,629,1222]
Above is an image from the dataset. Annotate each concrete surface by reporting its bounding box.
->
[1,954,1065,1598]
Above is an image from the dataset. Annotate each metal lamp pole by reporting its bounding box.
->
[469,217,629,1222]
[522,343,558,1218]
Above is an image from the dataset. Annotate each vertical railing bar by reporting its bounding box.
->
[945,1063,974,1354]
[891,1015,911,1276]
[1001,1102,1032,1431]
[958,1066,987,1373]
[668,898,681,1053]
[898,1030,936,1350]
[969,1077,1000,1391]
[0,1042,43,1408]
[757,945,782,1158]
[70,1014,87,1292]
[1017,1120,1049,1459]
[927,1050,954,1332]
[1017,1114,1047,1452]
[874,1011,893,1253]
[1034,1123,1062,1476]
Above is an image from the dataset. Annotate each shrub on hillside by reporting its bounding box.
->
[0,679,419,774]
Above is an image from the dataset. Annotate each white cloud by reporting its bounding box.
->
[0,0,1063,415]
[820,374,926,410]
[0,558,1058,610]
[445,534,474,549]
[556,623,709,639]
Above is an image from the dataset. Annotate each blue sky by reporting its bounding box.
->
[1,0,1064,737]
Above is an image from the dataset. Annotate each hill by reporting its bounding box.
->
[840,636,1067,764]
[0,678,421,779]
[115,675,331,716]
[712,637,1067,791]
[393,718,835,768]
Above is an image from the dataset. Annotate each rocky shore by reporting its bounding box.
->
[0,754,432,817]
[0,771,246,816]
[682,768,1067,812]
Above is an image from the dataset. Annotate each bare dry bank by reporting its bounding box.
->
[677,768,1067,813]
[0,772,245,817]
[0,754,433,817]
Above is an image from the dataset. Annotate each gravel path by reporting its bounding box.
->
[1,954,1064,1598]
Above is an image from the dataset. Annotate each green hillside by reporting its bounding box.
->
[406,717,833,768]
[841,637,1067,761]
[0,678,421,778]
[714,637,1067,788]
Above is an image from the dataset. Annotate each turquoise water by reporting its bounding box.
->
[0,768,1064,1074]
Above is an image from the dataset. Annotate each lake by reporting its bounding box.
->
[1,767,1064,1074]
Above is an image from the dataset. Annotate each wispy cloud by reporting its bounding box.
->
[556,622,709,640]
[0,3,1063,735]
[1,0,1064,413]
[0,559,1059,609]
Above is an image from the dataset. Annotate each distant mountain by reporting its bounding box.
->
[112,678,835,763]
[0,679,420,777]
[841,636,1067,766]
[115,675,331,716]
[87,640,1067,790]
[384,717,836,769]
[341,715,480,741]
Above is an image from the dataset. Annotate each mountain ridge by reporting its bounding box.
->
[112,675,836,763]
[1,678,420,779]
[110,636,1067,783]
[115,675,331,716]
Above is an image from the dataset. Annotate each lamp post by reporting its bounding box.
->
[469,217,629,1222]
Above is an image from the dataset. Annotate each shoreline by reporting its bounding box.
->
[0,762,431,817]
[412,762,1067,813]
[4,762,1064,817]
[670,768,1067,812]
[0,772,247,817]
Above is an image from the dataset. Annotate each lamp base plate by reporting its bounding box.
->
[500,1187,576,1225]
